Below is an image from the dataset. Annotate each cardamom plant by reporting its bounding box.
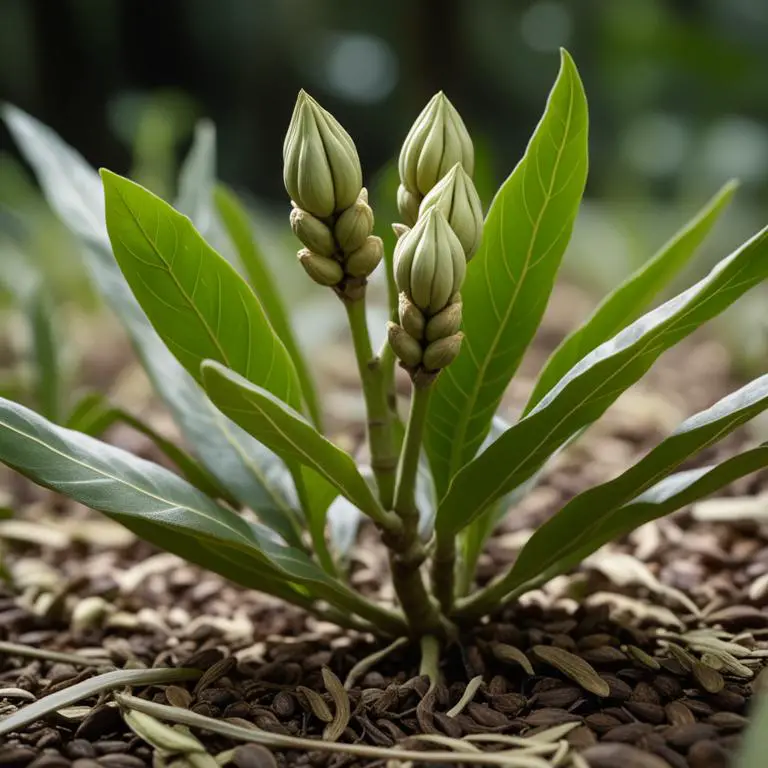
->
[0,50,767,658]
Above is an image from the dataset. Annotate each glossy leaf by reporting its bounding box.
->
[526,179,738,411]
[201,361,387,526]
[456,374,768,615]
[426,50,589,496]
[214,183,323,429]
[0,397,404,633]
[101,170,302,410]
[437,224,768,535]
[65,392,236,504]
[3,105,301,545]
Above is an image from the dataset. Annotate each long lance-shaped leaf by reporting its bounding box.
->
[65,392,237,505]
[201,361,391,529]
[437,224,768,535]
[525,180,738,412]
[511,446,768,606]
[214,183,323,430]
[2,105,301,546]
[101,170,302,410]
[425,50,589,497]
[456,376,768,616]
[0,398,405,634]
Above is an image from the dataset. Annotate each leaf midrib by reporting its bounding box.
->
[112,184,234,372]
[0,416,255,549]
[441,252,756,529]
[444,70,577,483]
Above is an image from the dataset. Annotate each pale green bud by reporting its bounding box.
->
[423,333,463,370]
[345,236,383,277]
[298,248,344,286]
[392,223,410,240]
[387,322,423,367]
[283,91,363,217]
[425,300,462,342]
[398,92,474,197]
[290,206,336,257]
[334,190,374,253]
[419,163,483,259]
[398,293,425,340]
[397,184,420,226]
[393,207,466,315]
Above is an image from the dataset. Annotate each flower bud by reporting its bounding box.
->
[419,163,483,259]
[283,91,363,217]
[345,236,383,277]
[398,293,425,340]
[425,300,462,342]
[387,322,423,367]
[397,184,420,226]
[423,333,463,370]
[394,207,466,315]
[298,248,344,286]
[334,190,374,253]
[392,223,410,240]
[398,92,474,197]
[290,207,336,257]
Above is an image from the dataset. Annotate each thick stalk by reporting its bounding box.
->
[345,299,398,510]
[390,384,445,637]
[432,533,456,614]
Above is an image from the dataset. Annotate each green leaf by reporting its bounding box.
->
[66,392,238,505]
[3,105,302,546]
[214,183,323,429]
[0,667,201,738]
[101,170,302,411]
[526,179,738,411]
[426,50,589,496]
[437,224,768,535]
[201,361,387,527]
[456,374,768,615]
[0,397,404,634]
[26,283,62,423]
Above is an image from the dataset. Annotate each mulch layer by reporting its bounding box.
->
[1,288,768,768]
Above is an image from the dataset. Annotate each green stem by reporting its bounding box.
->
[432,532,456,614]
[389,384,445,638]
[345,299,398,510]
[419,635,441,686]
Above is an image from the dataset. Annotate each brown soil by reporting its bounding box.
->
[1,285,767,767]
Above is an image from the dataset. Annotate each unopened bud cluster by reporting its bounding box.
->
[284,91,382,296]
[388,208,466,377]
[397,92,474,226]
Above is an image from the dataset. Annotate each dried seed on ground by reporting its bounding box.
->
[534,685,581,708]
[602,722,654,743]
[28,754,70,768]
[232,744,278,768]
[489,642,534,675]
[600,674,632,701]
[0,746,37,767]
[524,707,582,727]
[625,701,665,724]
[664,701,696,726]
[663,722,718,749]
[686,740,729,768]
[585,713,623,733]
[624,645,661,670]
[466,702,508,728]
[321,667,350,742]
[651,745,688,768]
[567,724,598,749]
[579,646,628,665]
[692,661,725,693]
[532,645,610,697]
[165,686,192,709]
[433,712,463,738]
[271,692,295,718]
[193,656,235,694]
[296,686,333,723]
[705,711,748,730]
[581,743,674,768]
[96,756,147,768]
[489,692,526,715]
[630,682,661,705]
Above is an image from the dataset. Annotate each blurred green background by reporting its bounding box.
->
[1,0,768,373]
